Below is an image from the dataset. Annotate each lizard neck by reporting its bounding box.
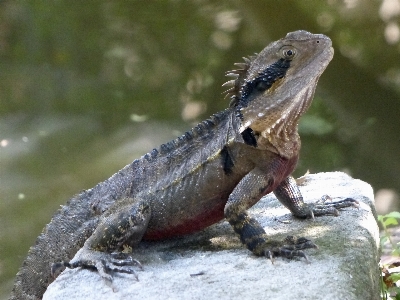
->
[242,79,318,159]
[234,54,321,159]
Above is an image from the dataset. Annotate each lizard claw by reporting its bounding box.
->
[309,197,359,217]
[110,252,143,270]
[283,236,318,250]
[52,249,143,286]
[260,235,317,263]
[264,250,275,264]
[103,255,141,280]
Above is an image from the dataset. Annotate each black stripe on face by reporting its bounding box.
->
[237,58,291,114]
[220,145,234,175]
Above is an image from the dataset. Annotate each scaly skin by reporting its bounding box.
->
[10,31,358,300]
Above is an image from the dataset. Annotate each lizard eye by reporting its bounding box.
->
[280,46,296,60]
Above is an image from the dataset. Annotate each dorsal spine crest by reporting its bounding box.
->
[142,111,227,162]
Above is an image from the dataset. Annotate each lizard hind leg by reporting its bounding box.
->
[52,198,151,287]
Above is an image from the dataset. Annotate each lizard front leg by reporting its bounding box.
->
[52,198,151,285]
[224,170,357,261]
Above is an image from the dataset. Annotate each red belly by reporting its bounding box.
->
[143,197,226,240]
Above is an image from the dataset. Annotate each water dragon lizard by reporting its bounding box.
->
[10,30,357,299]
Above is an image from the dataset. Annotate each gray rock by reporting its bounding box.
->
[44,172,379,300]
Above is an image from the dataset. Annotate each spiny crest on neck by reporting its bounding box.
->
[222,54,257,107]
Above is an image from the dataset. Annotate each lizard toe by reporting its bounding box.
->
[110,252,143,269]
[283,235,318,250]
[59,248,143,286]
[278,248,310,263]
[307,197,359,217]
[256,235,317,263]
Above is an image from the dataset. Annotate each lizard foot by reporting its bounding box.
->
[51,249,142,287]
[308,196,359,217]
[255,235,317,263]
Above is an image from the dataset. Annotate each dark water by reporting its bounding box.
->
[1,1,400,297]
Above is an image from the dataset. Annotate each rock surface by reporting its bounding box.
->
[43,172,380,300]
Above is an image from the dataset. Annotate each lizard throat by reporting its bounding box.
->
[241,77,319,158]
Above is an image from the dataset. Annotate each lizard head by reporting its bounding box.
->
[224,30,334,157]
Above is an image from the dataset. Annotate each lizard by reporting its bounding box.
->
[10,30,358,299]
